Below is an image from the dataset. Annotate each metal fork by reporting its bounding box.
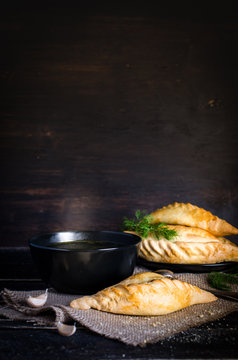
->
[154,269,238,302]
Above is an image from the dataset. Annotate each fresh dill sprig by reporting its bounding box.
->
[208,271,238,291]
[121,210,177,241]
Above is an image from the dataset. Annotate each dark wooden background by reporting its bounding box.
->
[1,2,238,247]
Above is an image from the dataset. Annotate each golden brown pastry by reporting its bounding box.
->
[150,202,238,237]
[70,272,217,315]
[136,225,238,264]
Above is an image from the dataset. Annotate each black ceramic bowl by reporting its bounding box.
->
[29,231,141,294]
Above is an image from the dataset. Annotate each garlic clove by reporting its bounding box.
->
[57,321,77,336]
[27,289,48,308]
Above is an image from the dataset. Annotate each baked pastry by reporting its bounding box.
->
[70,272,217,315]
[150,202,238,237]
[136,225,238,264]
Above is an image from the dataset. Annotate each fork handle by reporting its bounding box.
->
[207,289,238,302]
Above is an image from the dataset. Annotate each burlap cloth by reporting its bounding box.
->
[1,267,238,347]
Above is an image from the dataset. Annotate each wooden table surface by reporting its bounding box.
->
[0,248,238,360]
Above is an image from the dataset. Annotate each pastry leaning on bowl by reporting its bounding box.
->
[127,202,238,264]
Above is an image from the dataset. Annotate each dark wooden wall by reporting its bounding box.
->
[1,2,238,247]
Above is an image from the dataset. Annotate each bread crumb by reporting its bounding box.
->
[208,99,216,108]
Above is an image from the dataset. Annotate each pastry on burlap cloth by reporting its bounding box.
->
[0,267,238,347]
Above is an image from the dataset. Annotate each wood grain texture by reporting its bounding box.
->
[0,3,238,246]
[0,310,238,359]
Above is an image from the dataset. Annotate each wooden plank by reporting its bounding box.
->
[1,7,238,246]
[0,314,237,359]
[0,247,40,279]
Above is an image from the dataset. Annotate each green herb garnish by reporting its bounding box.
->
[208,271,238,291]
[122,210,177,240]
